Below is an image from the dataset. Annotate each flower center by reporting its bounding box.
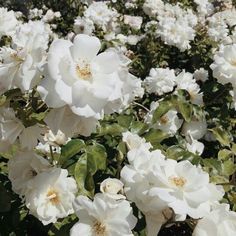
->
[169,176,187,188]
[47,189,60,205]
[93,221,106,235]
[76,60,92,80]
[230,59,236,67]
[160,115,169,124]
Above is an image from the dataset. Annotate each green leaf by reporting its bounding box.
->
[222,160,236,176]
[210,127,231,147]
[98,123,126,136]
[178,101,192,122]
[60,139,85,165]
[152,100,174,124]
[218,149,232,161]
[130,121,149,135]
[74,153,90,196]
[166,145,186,160]
[74,143,107,196]
[117,115,133,128]
[203,158,222,172]
[86,143,107,174]
[144,129,170,145]
[0,95,6,106]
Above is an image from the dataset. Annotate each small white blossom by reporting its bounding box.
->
[100,178,125,200]
[124,15,143,30]
[175,71,203,105]
[44,129,70,146]
[144,68,176,95]
[84,2,119,31]
[74,17,95,35]
[122,131,152,151]
[145,102,183,136]
[194,68,208,82]
[0,7,18,38]
[143,0,165,17]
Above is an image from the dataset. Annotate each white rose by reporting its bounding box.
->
[145,102,183,136]
[0,8,18,38]
[38,34,142,136]
[121,146,224,235]
[0,21,49,94]
[122,131,152,150]
[193,204,236,236]
[100,178,125,200]
[70,193,137,236]
[124,15,143,30]
[25,168,77,225]
[144,67,176,95]
[44,129,69,146]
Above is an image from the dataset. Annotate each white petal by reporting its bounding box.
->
[71,34,101,61]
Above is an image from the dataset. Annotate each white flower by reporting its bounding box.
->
[0,107,24,151]
[144,68,176,95]
[124,15,143,30]
[143,0,165,17]
[210,44,236,88]
[38,34,142,136]
[74,17,95,35]
[0,21,49,94]
[70,193,137,236]
[175,71,203,105]
[43,9,61,22]
[186,135,205,155]
[153,160,224,220]
[0,7,18,38]
[36,141,61,155]
[121,147,224,235]
[193,204,236,236]
[29,8,43,19]
[100,178,125,200]
[8,150,51,196]
[25,168,77,225]
[194,0,214,17]
[154,4,197,51]
[84,2,118,31]
[121,147,171,235]
[145,102,183,136]
[194,68,208,82]
[182,120,207,140]
[157,17,196,51]
[44,129,70,146]
[122,131,152,150]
